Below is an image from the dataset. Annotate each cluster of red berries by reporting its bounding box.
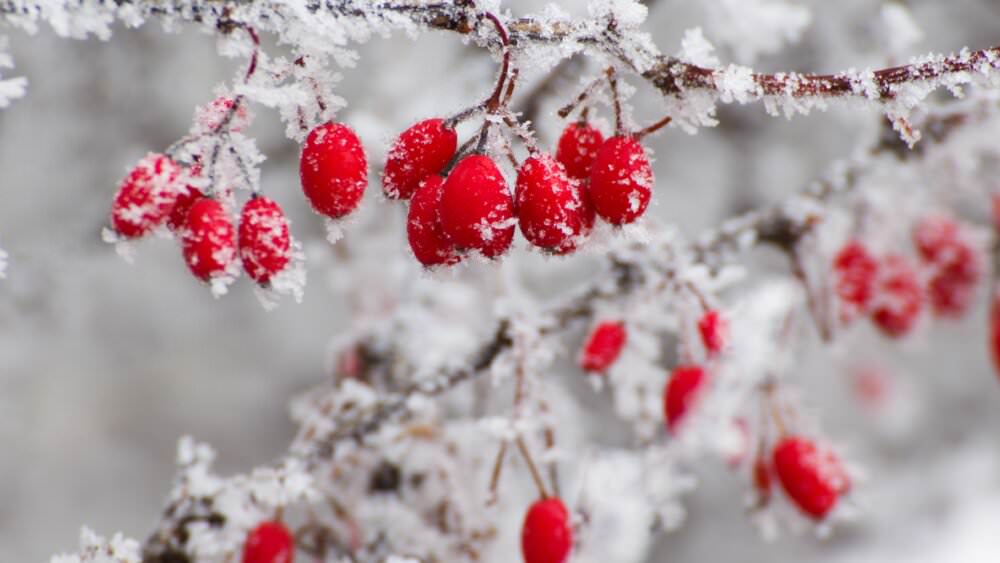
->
[108,153,293,287]
[833,214,981,337]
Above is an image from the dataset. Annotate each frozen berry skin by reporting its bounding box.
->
[833,240,879,320]
[238,195,291,285]
[300,122,367,219]
[698,309,728,358]
[515,154,595,254]
[110,153,182,238]
[382,118,458,200]
[407,175,461,267]
[167,185,205,232]
[439,154,515,258]
[241,521,294,563]
[556,121,605,181]
[912,214,959,263]
[870,254,923,338]
[772,435,850,520]
[927,241,981,318]
[521,497,573,563]
[587,135,653,225]
[663,364,708,433]
[579,321,626,373]
[181,198,236,282]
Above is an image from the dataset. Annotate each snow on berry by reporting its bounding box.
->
[926,241,981,318]
[241,521,294,563]
[439,154,515,259]
[772,435,850,520]
[587,135,653,225]
[911,213,960,263]
[110,153,182,238]
[407,175,461,267]
[167,185,205,232]
[521,497,573,563]
[382,118,457,200]
[238,195,292,285]
[579,321,627,373]
[832,240,878,321]
[663,364,708,434]
[181,197,237,283]
[299,122,367,219]
[515,153,594,255]
[697,309,728,358]
[555,121,604,181]
[870,254,923,338]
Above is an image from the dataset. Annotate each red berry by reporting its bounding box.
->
[772,435,850,520]
[697,309,728,358]
[870,254,923,338]
[382,118,458,200]
[556,122,604,180]
[238,195,291,285]
[181,198,237,281]
[167,185,204,232]
[110,153,182,238]
[407,175,461,267]
[927,238,981,318]
[663,365,708,433]
[300,122,367,219]
[439,154,515,258]
[752,455,772,503]
[515,154,595,254]
[579,321,626,373]
[587,135,653,225]
[521,497,572,563]
[832,240,879,320]
[242,521,294,563]
[990,292,1000,379]
[912,214,959,263]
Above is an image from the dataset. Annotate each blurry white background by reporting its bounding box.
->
[2,0,1000,561]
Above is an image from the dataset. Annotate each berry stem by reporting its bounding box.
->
[480,10,512,113]
[634,115,672,140]
[516,437,550,499]
[487,440,508,504]
[557,74,605,119]
[607,66,624,136]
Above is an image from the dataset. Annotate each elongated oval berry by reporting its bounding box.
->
[439,154,515,258]
[912,214,959,263]
[110,153,182,238]
[383,118,458,200]
[407,175,461,267]
[772,435,850,520]
[870,254,923,338]
[927,241,981,318]
[587,135,653,225]
[698,309,728,358]
[516,154,594,254]
[663,365,708,433]
[167,185,204,232]
[833,240,878,321]
[579,321,626,373]
[242,521,294,563]
[182,198,236,281]
[556,122,604,180]
[300,122,367,219]
[991,292,1000,380]
[238,195,291,285]
[521,497,572,563]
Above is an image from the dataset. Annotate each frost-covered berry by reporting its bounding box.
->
[556,121,604,180]
[407,175,461,267]
[870,254,923,338]
[698,309,728,358]
[238,195,291,285]
[772,435,850,520]
[300,122,367,219]
[241,521,294,563]
[167,185,204,232]
[991,292,1000,380]
[521,497,572,563]
[382,118,457,200]
[579,321,626,373]
[833,240,878,319]
[110,153,182,238]
[439,154,515,258]
[587,135,653,225]
[515,154,594,254]
[181,197,236,282]
[663,364,708,433]
[927,241,981,318]
[912,214,959,263]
